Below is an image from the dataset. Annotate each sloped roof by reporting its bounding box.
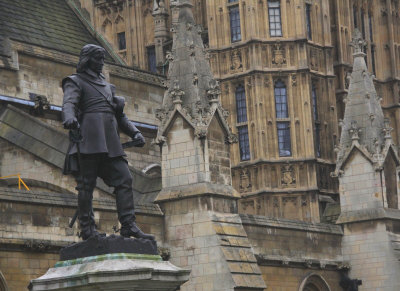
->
[0,0,112,60]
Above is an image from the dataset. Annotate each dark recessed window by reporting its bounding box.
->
[315,123,321,157]
[147,46,157,73]
[361,10,366,39]
[353,6,358,28]
[268,1,282,37]
[235,85,247,123]
[228,0,238,2]
[238,125,250,161]
[117,32,126,50]
[229,6,241,42]
[311,83,318,121]
[311,82,320,157]
[274,80,288,118]
[306,3,312,40]
[277,122,291,157]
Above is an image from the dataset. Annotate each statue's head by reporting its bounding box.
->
[77,44,106,74]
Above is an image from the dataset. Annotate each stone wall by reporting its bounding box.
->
[0,187,164,290]
[159,198,265,291]
[339,151,384,212]
[162,115,206,188]
[342,220,400,290]
[207,116,231,186]
[0,251,59,291]
[240,214,344,290]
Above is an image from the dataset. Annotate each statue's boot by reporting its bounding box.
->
[114,174,155,240]
[120,221,155,240]
[76,177,105,240]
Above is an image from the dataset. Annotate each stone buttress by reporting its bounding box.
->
[154,1,266,290]
[334,30,400,290]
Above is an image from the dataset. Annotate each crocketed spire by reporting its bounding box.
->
[334,29,397,173]
[155,0,235,143]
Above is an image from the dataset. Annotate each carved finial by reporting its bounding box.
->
[350,29,367,56]
[383,118,393,141]
[207,79,221,104]
[170,80,185,107]
[349,120,361,142]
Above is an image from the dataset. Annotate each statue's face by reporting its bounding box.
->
[88,50,105,74]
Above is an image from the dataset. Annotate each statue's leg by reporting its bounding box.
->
[75,154,103,240]
[100,156,155,240]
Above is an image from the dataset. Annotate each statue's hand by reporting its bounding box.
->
[63,118,80,130]
[132,132,145,147]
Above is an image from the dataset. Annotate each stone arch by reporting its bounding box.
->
[0,271,9,291]
[299,273,331,291]
[101,18,113,40]
[383,149,399,209]
[115,14,125,32]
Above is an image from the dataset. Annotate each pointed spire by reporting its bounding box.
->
[336,29,386,163]
[156,0,235,144]
[161,0,219,120]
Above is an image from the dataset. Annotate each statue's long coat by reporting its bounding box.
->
[62,69,139,174]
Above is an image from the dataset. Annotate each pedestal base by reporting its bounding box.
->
[28,253,190,291]
[60,234,158,261]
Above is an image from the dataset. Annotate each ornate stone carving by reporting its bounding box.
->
[281,164,296,187]
[207,79,221,104]
[349,120,361,142]
[310,48,318,70]
[239,168,252,193]
[383,118,393,141]
[349,29,367,54]
[272,43,286,66]
[230,49,243,72]
[30,95,50,116]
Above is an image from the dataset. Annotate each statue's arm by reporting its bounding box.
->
[62,77,81,129]
[114,95,145,146]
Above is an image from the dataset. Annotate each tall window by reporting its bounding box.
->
[268,1,282,37]
[361,10,366,39]
[353,5,358,28]
[238,126,250,161]
[369,13,376,75]
[311,83,320,157]
[147,46,157,73]
[235,85,247,123]
[277,122,291,157]
[274,80,288,118]
[305,3,312,40]
[117,32,126,50]
[274,80,291,157]
[229,5,241,42]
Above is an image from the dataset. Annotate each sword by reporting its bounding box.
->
[69,128,83,228]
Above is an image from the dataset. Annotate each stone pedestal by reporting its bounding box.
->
[28,253,190,291]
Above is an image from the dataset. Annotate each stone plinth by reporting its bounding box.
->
[28,253,191,291]
[60,234,158,261]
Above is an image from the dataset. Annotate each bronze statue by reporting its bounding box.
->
[62,44,154,241]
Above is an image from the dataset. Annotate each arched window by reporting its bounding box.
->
[299,274,331,291]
